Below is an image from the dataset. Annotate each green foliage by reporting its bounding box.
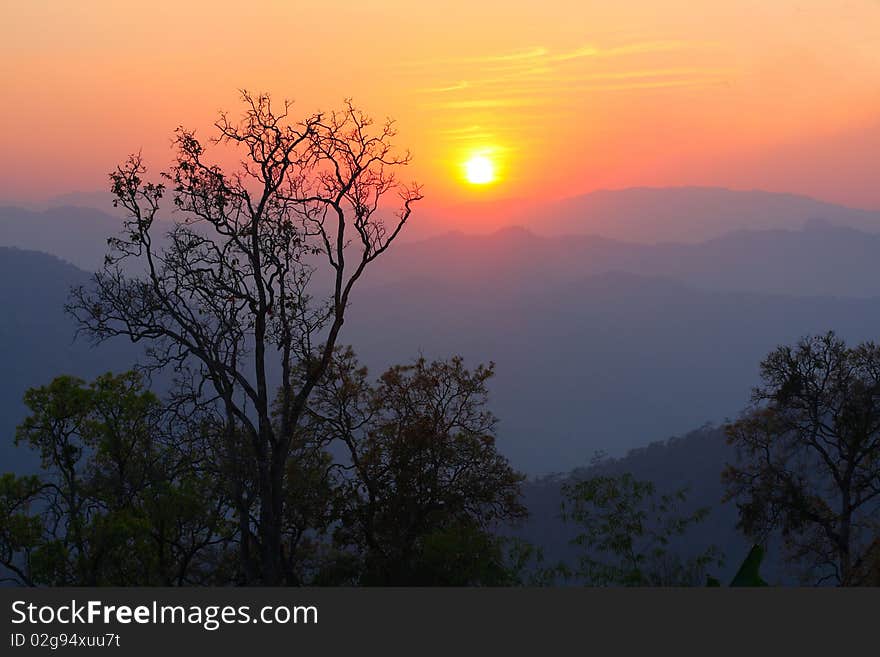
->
[1,372,231,586]
[561,472,721,586]
[309,350,529,585]
[2,353,531,587]
[410,522,531,586]
[0,474,43,585]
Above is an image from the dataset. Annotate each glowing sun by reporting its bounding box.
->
[464,155,496,185]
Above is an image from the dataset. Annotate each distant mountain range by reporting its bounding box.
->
[0,251,796,582]
[4,186,880,270]
[519,186,880,243]
[347,267,880,472]
[414,186,880,242]
[4,188,877,587]
[0,205,123,271]
[516,424,790,584]
[369,220,880,298]
[0,248,138,473]
[4,187,880,474]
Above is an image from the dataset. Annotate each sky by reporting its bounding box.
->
[2,1,879,219]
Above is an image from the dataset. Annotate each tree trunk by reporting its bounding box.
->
[257,433,282,585]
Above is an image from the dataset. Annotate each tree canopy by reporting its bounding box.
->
[560,470,719,586]
[1,373,229,586]
[66,91,422,584]
[1,355,530,586]
[724,332,880,585]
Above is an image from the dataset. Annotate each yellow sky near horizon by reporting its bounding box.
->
[2,1,879,216]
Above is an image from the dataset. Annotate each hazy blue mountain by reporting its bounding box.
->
[46,191,119,212]
[0,245,794,582]
[0,247,137,473]
[5,186,880,271]
[346,270,880,472]
[5,233,880,475]
[519,186,880,243]
[515,425,789,584]
[369,220,880,298]
[0,206,122,271]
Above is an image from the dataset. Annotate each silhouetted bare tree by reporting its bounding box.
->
[68,91,422,584]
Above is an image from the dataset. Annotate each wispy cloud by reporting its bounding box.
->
[417,80,470,94]
[425,76,726,109]
[446,131,496,141]
[588,40,704,58]
[401,40,710,71]
[425,98,544,110]
[482,46,548,62]
[407,39,723,100]
[436,125,497,140]
[421,67,729,98]
[545,40,696,62]
[439,125,484,134]
[396,46,547,69]
[581,67,729,81]
[410,39,725,146]
[549,45,600,62]
[574,78,728,92]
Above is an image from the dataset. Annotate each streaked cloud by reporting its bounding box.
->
[439,125,484,134]
[483,46,548,62]
[402,39,709,70]
[581,68,729,81]
[549,45,600,61]
[425,98,544,110]
[417,80,470,93]
[422,67,729,99]
[414,38,727,155]
[446,132,497,141]
[575,78,729,92]
[594,40,707,58]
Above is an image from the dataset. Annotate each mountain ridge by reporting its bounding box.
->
[6,186,880,270]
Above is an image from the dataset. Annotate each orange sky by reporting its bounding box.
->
[2,1,879,216]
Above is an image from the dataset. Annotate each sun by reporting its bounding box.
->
[464,155,496,185]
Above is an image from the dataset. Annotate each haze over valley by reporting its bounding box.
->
[4,187,880,473]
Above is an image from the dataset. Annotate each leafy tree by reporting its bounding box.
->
[67,91,422,584]
[0,372,231,586]
[409,522,539,586]
[724,332,880,585]
[307,350,528,584]
[0,474,43,585]
[2,354,532,587]
[277,431,341,585]
[560,472,720,586]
